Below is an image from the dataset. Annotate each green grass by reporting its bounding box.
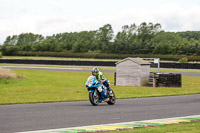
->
[114,76,200,99]
[108,121,200,133]
[0,70,90,104]
[0,69,200,105]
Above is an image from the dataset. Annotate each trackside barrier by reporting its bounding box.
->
[0,59,200,69]
[151,62,200,69]
[0,59,116,66]
[149,72,182,87]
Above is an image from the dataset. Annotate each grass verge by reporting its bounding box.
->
[107,121,200,133]
[0,69,200,105]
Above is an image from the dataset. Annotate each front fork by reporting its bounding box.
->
[89,88,98,97]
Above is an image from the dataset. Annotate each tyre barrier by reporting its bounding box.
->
[149,72,154,85]
[149,72,182,87]
[156,73,182,87]
[0,59,200,69]
[151,62,200,69]
[0,59,116,66]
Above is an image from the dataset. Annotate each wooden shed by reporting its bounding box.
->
[115,57,150,86]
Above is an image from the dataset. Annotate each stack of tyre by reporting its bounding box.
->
[156,73,182,87]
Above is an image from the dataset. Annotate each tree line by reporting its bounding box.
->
[1,22,200,56]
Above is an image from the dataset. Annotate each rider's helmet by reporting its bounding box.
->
[92,67,99,76]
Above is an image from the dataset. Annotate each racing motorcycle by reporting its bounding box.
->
[85,76,116,106]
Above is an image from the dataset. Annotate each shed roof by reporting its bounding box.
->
[116,57,150,65]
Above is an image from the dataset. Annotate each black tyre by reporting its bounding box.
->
[89,91,99,106]
[107,89,116,105]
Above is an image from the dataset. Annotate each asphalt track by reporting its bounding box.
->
[0,95,200,133]
[3,66,200,77]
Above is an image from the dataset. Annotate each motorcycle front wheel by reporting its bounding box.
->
[89,91,99,106]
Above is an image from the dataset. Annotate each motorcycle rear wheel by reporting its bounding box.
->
[107,89,116,105]
[89,91,99,106]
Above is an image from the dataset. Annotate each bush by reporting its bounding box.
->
[178,57,188,63]
[1,46,19,56]
[0,51,2,58]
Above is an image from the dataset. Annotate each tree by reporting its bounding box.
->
[4,35,18,45]
[177,31,200,40]
[113,23,161,54]
[95,24,114,52]
[2,23,200,56]
[136,22,162,53]
[72,40,87,53]
[113,24,137,54]
[153,32,183,54]
[16,33,44,46]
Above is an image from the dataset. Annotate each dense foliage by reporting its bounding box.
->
[1,22,200,58]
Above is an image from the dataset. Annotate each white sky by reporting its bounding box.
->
[1,0,200,43]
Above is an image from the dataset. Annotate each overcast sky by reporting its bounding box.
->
[1,0,200,43]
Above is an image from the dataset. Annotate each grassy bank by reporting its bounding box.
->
[108,121,200,133]
[0,69,200,105]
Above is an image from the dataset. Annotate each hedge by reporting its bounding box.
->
[4,51,200,61]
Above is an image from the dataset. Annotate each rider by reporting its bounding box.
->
[92,67,111,91]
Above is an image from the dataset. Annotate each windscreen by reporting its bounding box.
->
[85,76,95,86]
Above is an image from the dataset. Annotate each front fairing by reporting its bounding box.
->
[85,76,100,89]
[86,76,109,102]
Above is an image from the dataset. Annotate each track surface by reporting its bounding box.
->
[3,66,200,77]
[0,95,200,133]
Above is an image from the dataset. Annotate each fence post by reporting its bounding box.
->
[114,72,116,86]
[153,73,156,87]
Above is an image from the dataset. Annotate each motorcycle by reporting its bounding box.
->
[85,75,116,106]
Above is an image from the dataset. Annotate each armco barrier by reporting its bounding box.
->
[0,59,116,66]
[151,62,200,69]
[0,59,200,69]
